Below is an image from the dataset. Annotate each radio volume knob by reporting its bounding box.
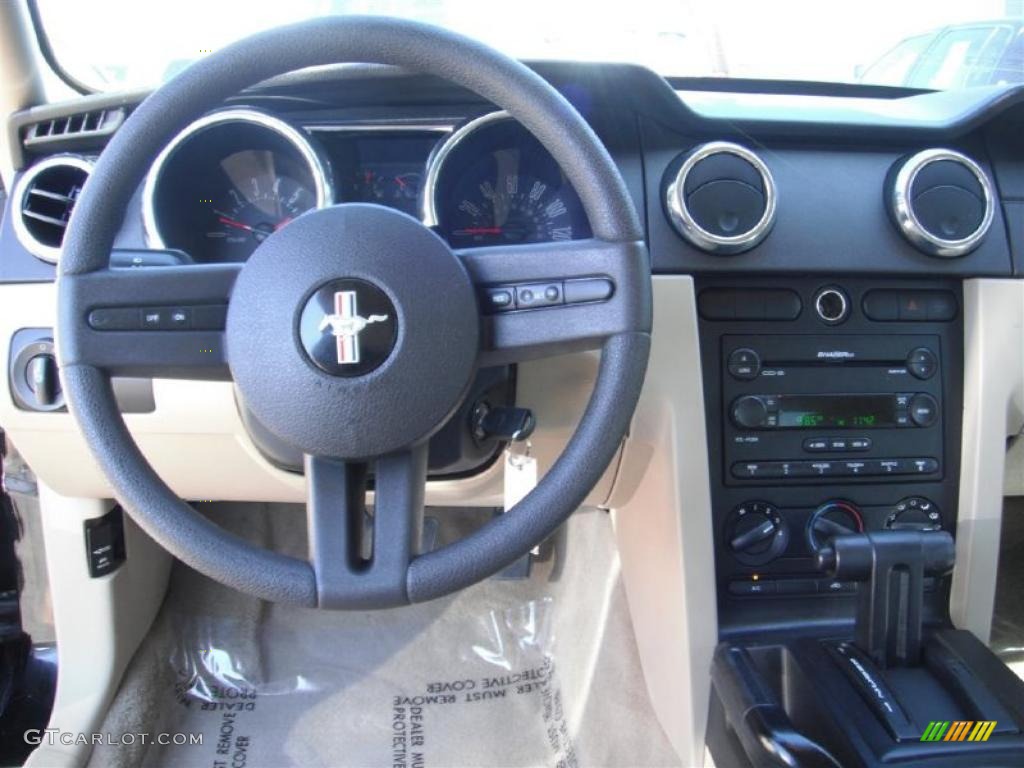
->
[732,395,769,429]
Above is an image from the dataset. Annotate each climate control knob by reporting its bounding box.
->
[727,501,789,566]
[731,395,769,429]
[806,501,864,554]
[885,496,942,532]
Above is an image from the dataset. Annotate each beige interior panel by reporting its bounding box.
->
[608,275,718,767]
[950,278,1024,641]
[0,282,618,507]
[25,485,171,768]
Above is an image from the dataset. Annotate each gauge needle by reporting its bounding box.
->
[275,217,294,231]
[217,214,255,233]
[453,227,503,236]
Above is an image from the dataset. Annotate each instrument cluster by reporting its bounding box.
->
[143,109,590,263]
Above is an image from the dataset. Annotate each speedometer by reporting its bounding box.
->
[425,113,590,247]
[448,168,575,246]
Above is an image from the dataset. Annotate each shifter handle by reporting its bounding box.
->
[816,531,955,579]
[815,531,955,668]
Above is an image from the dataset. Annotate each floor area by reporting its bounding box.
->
[88,505,681,768]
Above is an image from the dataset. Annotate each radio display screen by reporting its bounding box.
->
[778,395,897,429]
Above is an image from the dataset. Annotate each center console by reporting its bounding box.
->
[699,277,1024,767]
[697,277,962,629]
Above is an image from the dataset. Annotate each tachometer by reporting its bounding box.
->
[144,109,332,263]
[425,112,589,248]
[205,151,318,259]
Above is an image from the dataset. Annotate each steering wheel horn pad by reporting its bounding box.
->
[228,204,479,459]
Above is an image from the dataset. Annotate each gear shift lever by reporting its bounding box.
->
[816,531,955,668]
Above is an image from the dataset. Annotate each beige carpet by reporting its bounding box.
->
[89,504,681,768]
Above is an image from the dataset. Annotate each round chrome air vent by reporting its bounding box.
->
[887,148,994,258]
[664,141,776,255]
[12,155,94,264]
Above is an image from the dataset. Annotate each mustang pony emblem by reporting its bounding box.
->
[318,290,389,365]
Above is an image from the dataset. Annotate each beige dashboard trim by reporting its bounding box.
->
[25,486,170,768]
[0,281,616,507]
[607,276,717,766]
[950,278,1024,641]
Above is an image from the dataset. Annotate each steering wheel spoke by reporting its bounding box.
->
[305,444,428,609]
[59,260,240,379]
[457,238,650,365]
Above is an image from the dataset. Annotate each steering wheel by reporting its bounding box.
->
[57,17,651,609]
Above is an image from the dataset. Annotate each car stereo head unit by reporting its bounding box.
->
[721,334,944,485]
[731,392,937,430]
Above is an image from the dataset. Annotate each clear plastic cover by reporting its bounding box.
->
[91,506,679,768]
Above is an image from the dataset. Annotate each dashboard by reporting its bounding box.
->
[139,107,590,264]
[1,62,1023,598]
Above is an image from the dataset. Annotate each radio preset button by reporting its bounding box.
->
[727,348,761,380]
[910,457,939,474]
[842,460,869,476]
[730,456,939,480]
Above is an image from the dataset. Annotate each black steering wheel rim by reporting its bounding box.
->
[57,16,652,608]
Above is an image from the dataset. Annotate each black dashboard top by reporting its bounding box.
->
[3,61,1023,283]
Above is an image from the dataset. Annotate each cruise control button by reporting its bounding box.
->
[141,308,165,328]
[563,278,613,304]
[164,308,191,329]
[192,305,228,330]
[87,307,140,331]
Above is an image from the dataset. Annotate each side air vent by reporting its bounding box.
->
[12,155,94,264]
[664,141,777,255]
[22,107,125,151]
[887,148,994,259]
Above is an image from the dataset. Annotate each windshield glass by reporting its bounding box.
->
[35,0,1024,93]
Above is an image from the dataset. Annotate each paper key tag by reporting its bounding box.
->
[503,447,537,512]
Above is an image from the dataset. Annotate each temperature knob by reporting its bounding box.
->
[806,501,864,554]
[885,497,942,532]
[727,501,789,566]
